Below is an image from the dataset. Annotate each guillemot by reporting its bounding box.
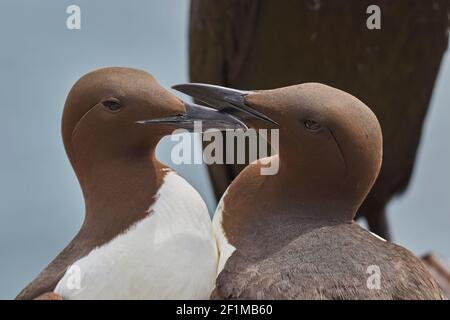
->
[16,67,255,300]
[173,82,445,299]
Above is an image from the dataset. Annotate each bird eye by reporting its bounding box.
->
[101,98,122,112]
[304,120,321,131]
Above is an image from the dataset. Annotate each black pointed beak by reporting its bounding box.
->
[172,83,278,126]
[136,101,247,131]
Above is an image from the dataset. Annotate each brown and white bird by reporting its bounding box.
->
[174,82,445,299]
[16,67,259,300]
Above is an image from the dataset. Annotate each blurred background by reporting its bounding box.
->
[0,0,449,299]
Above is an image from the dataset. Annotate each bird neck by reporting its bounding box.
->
[270,154,357,222]
[217,154,362,258]
[78,150,167,243]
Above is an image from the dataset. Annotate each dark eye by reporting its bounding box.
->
[304,120,321,131]
[101,98,122,112]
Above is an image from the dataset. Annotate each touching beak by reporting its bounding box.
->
[136,101,247,131]
[172,83,278,126]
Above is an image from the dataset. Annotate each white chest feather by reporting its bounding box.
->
[54,172,218,299]
[212,189,236,275]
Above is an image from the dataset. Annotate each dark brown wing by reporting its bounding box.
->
[212,223,445,300]
[189,0,450,239]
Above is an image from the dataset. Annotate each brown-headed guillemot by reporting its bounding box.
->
[16,67,271,300]
[174,82,445,300]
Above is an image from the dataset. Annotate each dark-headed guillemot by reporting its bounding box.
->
[174,82,445,299]
[16,67,264,300]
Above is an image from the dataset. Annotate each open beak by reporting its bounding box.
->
[136,101,247,131]
[172,83,278,126]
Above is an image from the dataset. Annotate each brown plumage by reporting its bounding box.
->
[212,223,444,300]
[189,0,450,239]
[16,68,177,300]
[175,82,445,299]
[16,67,245,300]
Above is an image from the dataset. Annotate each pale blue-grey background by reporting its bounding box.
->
[0,1,448,299]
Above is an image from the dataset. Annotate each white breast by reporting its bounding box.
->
[54,172,218,299]
[212,188,236,275]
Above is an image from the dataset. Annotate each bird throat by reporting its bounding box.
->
[220,155,354,257]
[77,151,167,247]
